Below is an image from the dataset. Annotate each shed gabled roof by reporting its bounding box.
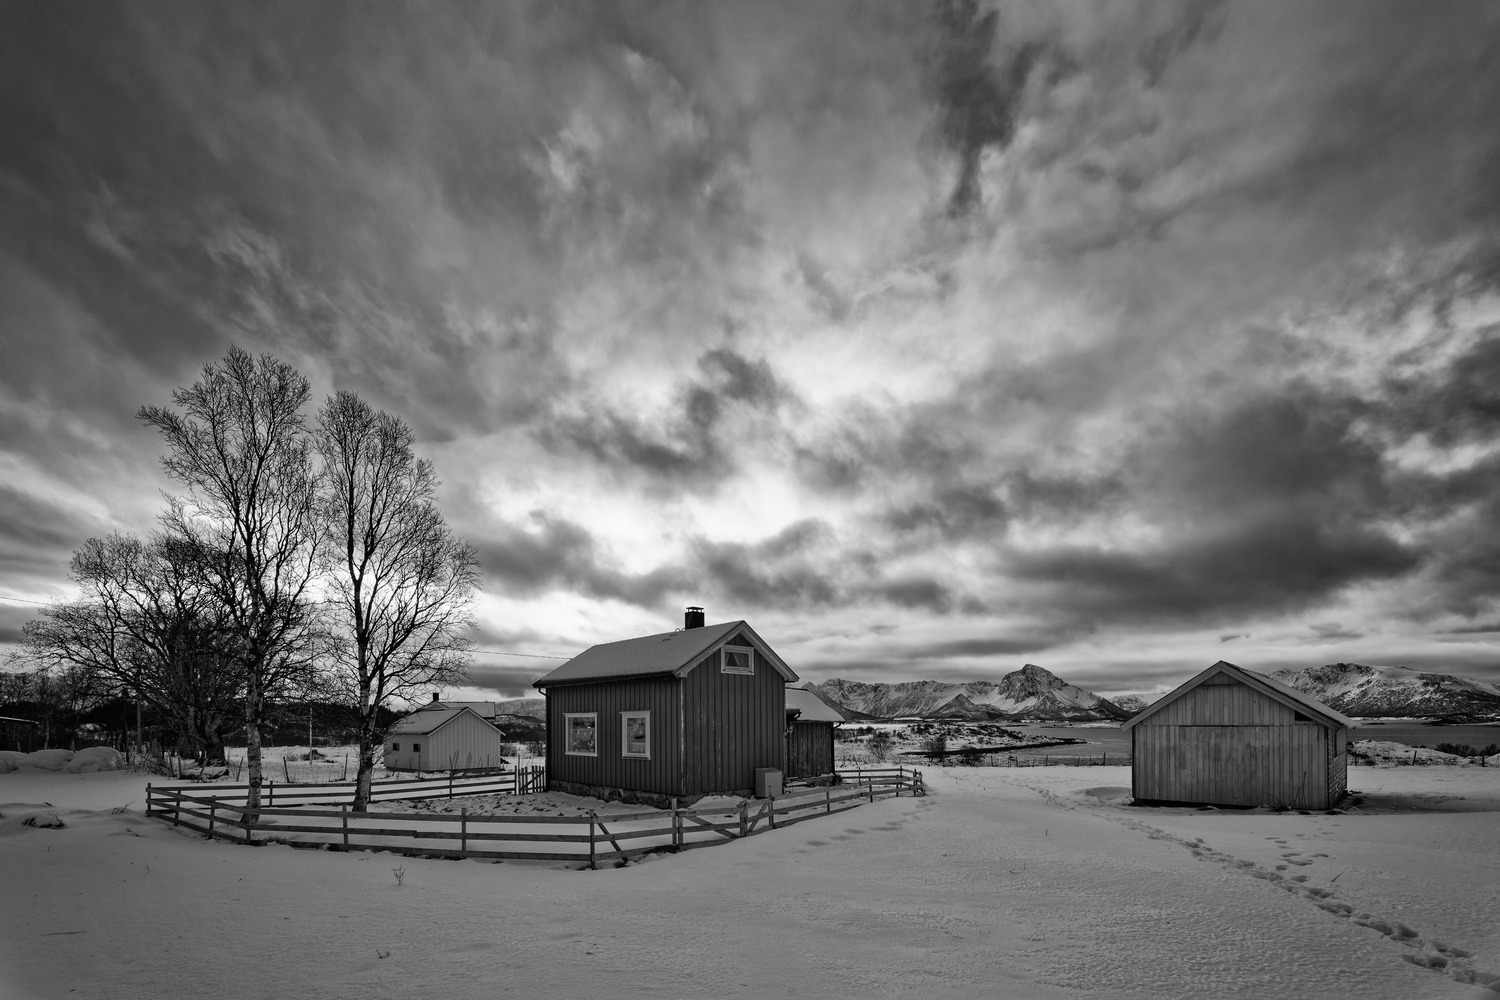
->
[1122,660,1357,731]
[389,705,504,738]
[533,620,798,688]
[786,684,847,723]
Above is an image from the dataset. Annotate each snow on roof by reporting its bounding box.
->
[1123,660,1357,731]
[533,620,798,688]
[786,685,846,723]
[388,706,502,737]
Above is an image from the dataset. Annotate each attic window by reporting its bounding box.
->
[1294,711,1312,723]
[721,645,754,675]
[566,713,598,756]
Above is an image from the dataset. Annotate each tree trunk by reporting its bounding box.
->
[351,690,376,812]
[245,678,264,815]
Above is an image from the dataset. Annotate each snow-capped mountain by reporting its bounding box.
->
[1110,694,1154,714]
[814,664,1133,722]
[1269,663,1500,719]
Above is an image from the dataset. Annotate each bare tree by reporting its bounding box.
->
[22,532,244,764]
[139,346,323,811]
[316,391,479,811]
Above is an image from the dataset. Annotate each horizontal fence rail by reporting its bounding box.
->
[145,765,923,868]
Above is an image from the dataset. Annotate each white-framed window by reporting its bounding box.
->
[621,711,651,758]
[565,713,598,756]
[721,644,755,675]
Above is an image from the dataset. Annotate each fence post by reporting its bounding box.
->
[268,780,274,807]
[867,776,874,803]
[588,810,597,870]
[825,783,830,814]
[173,789,182,826]
[1103,752,1107,767]
[449,771,455,798]
[768,795,776,830]
[461,808,468,855]
[739,801,748,839]
[208,798,216,839]
[146,782,152,817]
[671,797,680,850]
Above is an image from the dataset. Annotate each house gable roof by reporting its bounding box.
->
[533,620,798,688]
[1122,660,1357,731]
[786,685,847,723]
[389,705,504,738]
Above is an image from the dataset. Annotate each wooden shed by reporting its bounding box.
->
[383,703,507,773]
[785,685,846,780]
[1124,660,1356,810]
[532,609,798,804]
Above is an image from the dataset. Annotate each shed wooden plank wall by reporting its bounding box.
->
[1133,676,1339,809]
[426,712,508,771]
[545,678,680,795]
[680,633,786,795]
[786,722,834,779]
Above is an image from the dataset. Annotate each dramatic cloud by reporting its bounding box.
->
[3,2,1500,700]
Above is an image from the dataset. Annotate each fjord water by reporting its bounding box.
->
[1001,721,1500,759]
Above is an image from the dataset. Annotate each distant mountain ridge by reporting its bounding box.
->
[1270,663,1500,719]
[814,664,1133,722]
[496,698,545,720]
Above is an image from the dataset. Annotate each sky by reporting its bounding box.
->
[2,1,1500,702]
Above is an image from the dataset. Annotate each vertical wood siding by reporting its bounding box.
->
[545,678,680,795]
[786,722,834,778]
[425,712,508,771]
[1134,679,1343,809]
[680,633,787,795]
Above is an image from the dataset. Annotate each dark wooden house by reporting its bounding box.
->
[785,685,845,780]
[533,609,798,804]
[1124,660,1356,810]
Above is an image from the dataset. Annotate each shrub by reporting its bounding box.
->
[1435,742,1477,757]
[923,731,948,762]
[866,731,894,763]
[957,744,985,767]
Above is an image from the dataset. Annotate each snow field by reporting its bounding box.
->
[3,764,1498,999]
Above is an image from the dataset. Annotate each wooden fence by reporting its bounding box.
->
[145,765,922,868]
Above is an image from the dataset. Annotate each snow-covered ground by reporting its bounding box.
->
[3,761,1499,998]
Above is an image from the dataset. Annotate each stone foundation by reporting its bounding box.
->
[546,780,749,809]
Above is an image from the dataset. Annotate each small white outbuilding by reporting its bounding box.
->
[384,703,507,773]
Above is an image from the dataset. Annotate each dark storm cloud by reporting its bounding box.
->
[0,604,35,647]
[690,520,839,608]
[883,482,1008,541]
[1001,384,1425,627]
[461,662,556,700]
[1383,334,1500,447]
[926,0,1040,216]
[0,3,584,439]
[910,633,1064,659]
[540,347,792,487]
[476,514,690,608]
[1013,515,1417,626]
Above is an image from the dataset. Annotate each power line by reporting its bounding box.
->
[0,595,54,606]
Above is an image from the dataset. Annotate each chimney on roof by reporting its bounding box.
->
[684,606,705,629]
